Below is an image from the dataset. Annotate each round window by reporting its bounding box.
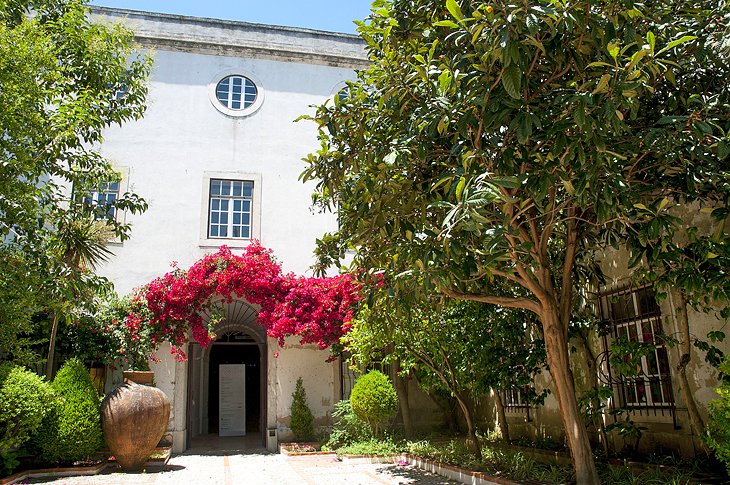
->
[215,75,258,111]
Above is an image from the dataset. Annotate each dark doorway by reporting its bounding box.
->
[208,339,261,434]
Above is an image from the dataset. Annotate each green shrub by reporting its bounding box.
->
[0,363,55,453]
[336,437,403,456]
[325,399,372,449]
[0,363,55,474]
[33,358,103,463]
[707,358,730,474]
[349,370,398,436]
[290,377,315,441]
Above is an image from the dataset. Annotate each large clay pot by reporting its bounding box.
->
[101,383,171,471]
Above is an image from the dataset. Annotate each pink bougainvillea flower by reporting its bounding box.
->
[128,241,360,360]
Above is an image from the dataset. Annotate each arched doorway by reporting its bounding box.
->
[186,300,267,448]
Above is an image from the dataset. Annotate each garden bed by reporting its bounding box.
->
[279,442,335,456]
[0,461,108,485]
[0,447,172,485]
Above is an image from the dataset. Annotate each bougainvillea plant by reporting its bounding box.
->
[126,242,359,361]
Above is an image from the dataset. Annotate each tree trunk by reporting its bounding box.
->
[493,389,510,442]
[454,392,482,460]
[672,289,711,455]
[45,312,60,379]
[391,361,414,439]
[542,306,599,485]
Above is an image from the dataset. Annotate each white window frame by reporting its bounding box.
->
[199,172,262,248]
[208,69,264,118]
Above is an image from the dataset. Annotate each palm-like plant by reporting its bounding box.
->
[45,215,114,378]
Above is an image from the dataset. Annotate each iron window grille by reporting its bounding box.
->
[598,285,676,421]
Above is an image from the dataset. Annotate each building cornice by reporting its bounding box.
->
[90,6,370,69]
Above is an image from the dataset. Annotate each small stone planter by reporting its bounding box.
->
[279,442,334,456]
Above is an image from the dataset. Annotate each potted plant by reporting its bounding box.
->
[94,294,158,384]
[94,294,171,471]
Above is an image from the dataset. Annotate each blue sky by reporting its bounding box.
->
[90,1,374,34]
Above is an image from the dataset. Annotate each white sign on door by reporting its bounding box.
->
[219,364,246,437]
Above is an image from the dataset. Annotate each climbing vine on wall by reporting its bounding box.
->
[126,242,359,360]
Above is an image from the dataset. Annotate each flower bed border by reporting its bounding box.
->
[0,462,108,485]
[279,442,335,456]
[1,447,172,485]
[279,449,522,485]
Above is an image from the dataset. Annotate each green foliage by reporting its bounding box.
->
[33,358,102,463]
[303,0,728,477]
[290,377,315,442]
[350,370,398,436]
[71,293,158,370]
[0,0,150,365]
[706,358,730,474]
[335,437,403,456]
[0,364,55,474]
[325,399,372,449]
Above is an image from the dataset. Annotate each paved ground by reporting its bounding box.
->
[30,451,459,484]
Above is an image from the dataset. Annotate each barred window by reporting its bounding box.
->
[600,286,673,407]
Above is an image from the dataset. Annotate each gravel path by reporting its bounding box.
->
[29,451,459,485]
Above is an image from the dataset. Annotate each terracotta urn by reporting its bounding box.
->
[101,382,171,471]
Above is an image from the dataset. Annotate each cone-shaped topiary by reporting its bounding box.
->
[290,377,315,441]
[33,358,103,463]
[349,370,397,436]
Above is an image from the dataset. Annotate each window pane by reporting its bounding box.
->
[220,199,229,211]
[657,347,670,375]
[212,199,220,210]
[646,351,658,375]
[242,200,251,212]
[210,226,219,237]
[233,200,242,211]
[649,380,662,403]
[233,213,240,225]
[242,182,253,197]
[233,182,242,197]
[641,320,654,344]
[219,226,228,237]
[211,212,219,224]
[233,226,240,238]
[220,212,228,224]
[221,181,231,196]
[211,180,221,196]
[241,226,250,238]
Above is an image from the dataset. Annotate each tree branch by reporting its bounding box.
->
[440,287,542,315]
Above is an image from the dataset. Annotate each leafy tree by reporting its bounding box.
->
[0,0,150,363]
[302,1,729,482]
[347,288,546,458]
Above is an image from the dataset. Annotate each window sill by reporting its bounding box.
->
[198,238,253,250]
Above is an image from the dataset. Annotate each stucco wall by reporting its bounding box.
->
[89,10,364,452]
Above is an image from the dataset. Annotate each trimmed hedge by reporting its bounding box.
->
[0,363,55,453]
[0,363,55,473]
[350,370,398,436]
[33,358,103,463]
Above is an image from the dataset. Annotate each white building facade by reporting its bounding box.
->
[91,7,368,452]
